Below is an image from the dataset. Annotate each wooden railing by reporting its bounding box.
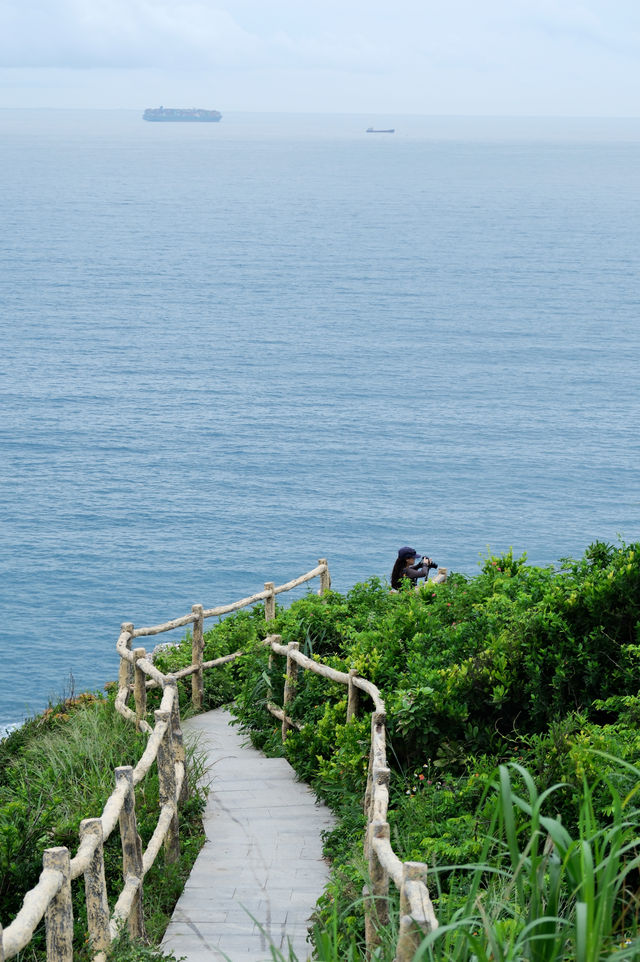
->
[0,560,331,961]
[0,681,186,962]
[0,558,447,962]
[114,557,446,960]
[264,617,445,961]
[115,559,332,714]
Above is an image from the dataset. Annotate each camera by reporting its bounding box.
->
[420,556,438,570]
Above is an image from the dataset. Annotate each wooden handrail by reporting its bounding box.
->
[261,599,442,958]
[121,560,331,642]
[121,557,439,958]
[1,558,445,961]
[1,682,186,960]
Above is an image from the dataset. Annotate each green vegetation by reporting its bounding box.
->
[0,690,207,960]
[157,539,640,960]
[414,761,640,961]
[2,539,639,961]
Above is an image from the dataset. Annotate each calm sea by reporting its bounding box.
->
[1,110,639,731]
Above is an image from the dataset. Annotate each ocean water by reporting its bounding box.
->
[1,109,639,730]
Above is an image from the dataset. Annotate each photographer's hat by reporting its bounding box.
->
[398,546,417,559]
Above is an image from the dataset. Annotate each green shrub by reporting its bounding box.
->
[221,541,640,954]
[148,541,640,958]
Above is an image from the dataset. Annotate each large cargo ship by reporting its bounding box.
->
[143,107,222,122]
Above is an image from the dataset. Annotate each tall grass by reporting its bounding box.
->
[0,692,208,959]
[5,695,146,827]
[413,760,640,961]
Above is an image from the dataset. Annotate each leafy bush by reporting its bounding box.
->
[224,542,640,953]
[147,541,640,958]
[229,541,640,784]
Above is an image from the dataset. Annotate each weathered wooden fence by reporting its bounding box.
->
[262,573,447,962]
[0,560,330,961]
[1,557,447,962]
[115,559,332,714]
[115,556,446,960]
[0,681,185,962]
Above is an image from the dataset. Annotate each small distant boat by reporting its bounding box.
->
[366,127,395,133]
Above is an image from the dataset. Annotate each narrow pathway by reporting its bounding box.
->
[162,709,335,962]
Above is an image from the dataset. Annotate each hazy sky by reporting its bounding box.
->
[1,0,639,114]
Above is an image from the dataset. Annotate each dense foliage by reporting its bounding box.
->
[3,540,638,961]
[157,540,640,958]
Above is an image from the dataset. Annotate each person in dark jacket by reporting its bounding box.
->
[390,546,436,590]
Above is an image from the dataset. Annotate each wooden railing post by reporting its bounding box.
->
[396,862,431,962]
[364,710,386,824]
[191,604,204,710]
[318,558,331,594]
[347,669,359,721]
[264,582,276,622]
[167,676,189,803]
[115,766,145,940]
[364,766,390,861]
[119,623,134,692]
[364,821,390,957]
[79,818,110,955]
[155,709,180,863]
[43,847,73,962]
[133,647,147,732]
[281,641,299,741]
